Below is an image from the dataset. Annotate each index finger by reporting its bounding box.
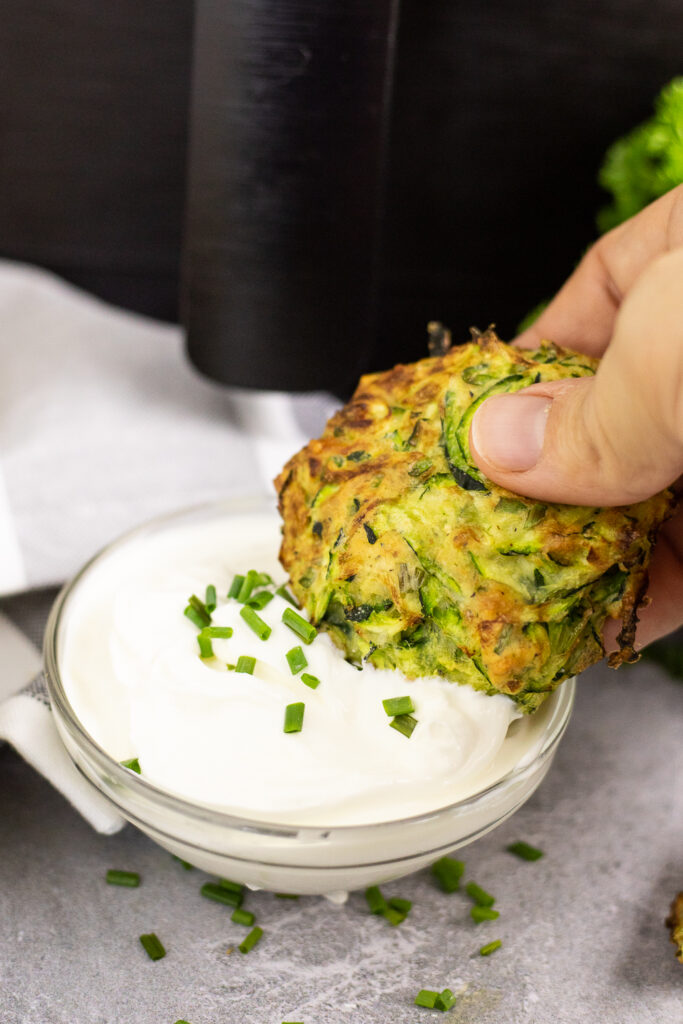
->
[516,183,683,356]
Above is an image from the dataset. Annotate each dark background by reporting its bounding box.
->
[0,1,681,391]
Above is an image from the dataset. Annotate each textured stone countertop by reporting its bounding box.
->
[0,590,681,1024]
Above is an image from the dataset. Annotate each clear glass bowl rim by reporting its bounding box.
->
[43,496,576,840]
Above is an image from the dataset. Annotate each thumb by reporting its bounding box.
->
[470,249,683,506]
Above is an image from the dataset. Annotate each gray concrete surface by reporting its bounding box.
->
[0,592,681,1023]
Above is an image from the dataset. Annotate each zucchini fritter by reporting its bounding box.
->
[276,328,674,712]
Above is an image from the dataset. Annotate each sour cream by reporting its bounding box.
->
[59,510,553,827]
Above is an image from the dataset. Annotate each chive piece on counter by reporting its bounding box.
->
[284,702,305,733]
[219,878,244,894]
[507,840,544,861]
[301,672,320,690]
[246,590,274,610]
[365,885,387,915]
[389,713,417,738]
[184,605,209,630]
[388,897,412,916]
[188,594,211,626]
[239,926,263,954]
[465,882,495,907]
[435,989,456,1011]
[431,856,465,893]
[240,605,272,641]
[228,574,245,599]
[237,569,259,603]
[282,607,317,645]
[470,906,499,923]
[276,584,298,607]
[197,632,214,659]
[274,893,299,899]
[480,939,502,956]
[106,869,140,887]
[174,1020,192,1023]
[382,695,415,717]
[139,933,166,961]
[382,906,406,926]
[204,626,234,639]
[171,855,194,870]
[201,882,243,908]
[286,645,308,675]
[205,584,217,612]
[120,757,141,774]
[235,655,256,674]
[415,990,439,1009]
[231,908,255,927]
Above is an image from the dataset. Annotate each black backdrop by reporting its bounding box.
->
[1,1,681,394]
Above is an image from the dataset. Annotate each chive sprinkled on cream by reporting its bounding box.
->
[286,646,308,675]
[276,584,298,607]
[240,605,272,640]
[284,702,305,733]
[431,856,464,893]
[470,906,499,923]
[197,633,214,659]
[480,939,502,956]
[201,882,243,908]
[382,695,415,716]
[228,574,245,599]
[282,607,316,645]
[235,655,256,674]
[205,584,217,612]
[507,840,544,861]
[184,605,209,630]
[204,626,233,639]
[246,590,274,610]
[465,882,495,907]
[106,870,140,887]
[389,713,417,738]
[231,908,255,927]
[188,594,211,625]
[239,926,263,954]
[237,569,259,603]
[139,933,166,961]
[301,672,320,690]
[120,757,141,774]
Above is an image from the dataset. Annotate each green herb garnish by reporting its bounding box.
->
[139,932,166,961]
[286,646,308,675]
[301,672,320,689]
[389,713,417,738]
[382,695,415,716]
[282,607,317,645]
[235,655,256,674]
[236,569,259,603]
[365,885,387,915]
[228,574,245,599]
[205,584,217,612]
[507,841,544,861]
[276,584,299,607]
[200,882,243,908]
[219,878,244,895]
[171,855,194,870]
[431,856,464,893]
[246,590,274,610]
[204,626,234,639]
[480,939,502,956]
[239,926,263,954]
[274,893,299,899]
[284,702,305,733]
[187,594,211,626]
[465,882,495,907]
[120,757,141,774]
[240,605,272,640]
[231,908,255,927]
[470,906,499,923]
[414,990,439,1009]
[106,870,140,887]
[197,632,214,659]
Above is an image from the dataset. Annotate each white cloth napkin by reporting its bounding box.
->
[0,259,340,831]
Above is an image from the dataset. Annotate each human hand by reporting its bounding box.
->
[469,185,683,649]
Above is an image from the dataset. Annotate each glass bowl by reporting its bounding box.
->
[44,498,575,897]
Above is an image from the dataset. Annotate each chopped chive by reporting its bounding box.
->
[507,840,544,861]
[415,990,439,1008]
[382,695,415,717]
[284,702,305,733]
[235,655,256,674]
[184,605,209,630]
[174,1020,192,1023]
[286,645,308,675]
[120,757,141,774]
[237,570,259,603]
[365,885,387,914]
[254,572,273,587]
[201,882,243,908]
[171,855,194,870]
[139,933,166,961]
[203,626,234,639]
[470,906,499,923]
[382,906,406,926]
[435,988,456,1011]
[301,672,320,689]
[219,878,244,894]
[197,632,214,658]
[480,939,502,956]
[282,607,317,645]
[188,594,211,625]
[228,574,245,599]
[465,882,495,907]
[390,713,417,738]
[388,897,412,916]
[431,856,465,893]
[239,926,263,954]
[231,908,255,927]
[106,870,140,887]
[246,590,274,610]
[274,893,299,899]
[240,605,272,640]
[205,584,217,612]
[276,584,299,607]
